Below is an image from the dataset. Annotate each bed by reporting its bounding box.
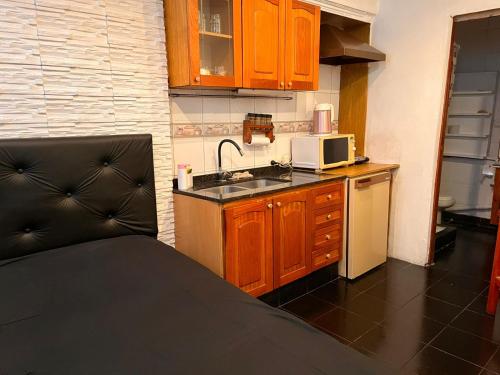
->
[0,134,387,374]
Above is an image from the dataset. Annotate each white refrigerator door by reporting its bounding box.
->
[347,172,391,279]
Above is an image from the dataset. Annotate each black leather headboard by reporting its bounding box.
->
[0,134,158,260]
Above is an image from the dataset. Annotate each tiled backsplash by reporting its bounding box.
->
[171,65,341,176]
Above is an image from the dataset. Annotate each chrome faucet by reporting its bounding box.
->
[218,139,244,180]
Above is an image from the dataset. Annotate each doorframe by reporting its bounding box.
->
[427,21,456,266]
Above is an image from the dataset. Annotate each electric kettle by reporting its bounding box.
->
[312,103,334,134]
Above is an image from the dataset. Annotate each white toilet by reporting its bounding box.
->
[437,196,455,225]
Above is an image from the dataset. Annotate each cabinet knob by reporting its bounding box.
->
[194,76,201,82]
[327,214,332,220]
[325,234,331,240]
[276,202,282,207]
[327,194,332,200]
[288,81,292,87]
[326,253,331,259]
[280,81,284,87]
[267,203,273,209]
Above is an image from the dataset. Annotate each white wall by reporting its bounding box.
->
[171,65,341,176]
[0,0,174,244]
[366,0,500,265]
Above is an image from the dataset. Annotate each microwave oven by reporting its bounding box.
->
[291,134,356,170]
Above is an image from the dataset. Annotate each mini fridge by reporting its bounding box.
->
[339,172,391,279]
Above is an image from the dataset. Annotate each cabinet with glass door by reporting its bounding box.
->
[165,0,242,88]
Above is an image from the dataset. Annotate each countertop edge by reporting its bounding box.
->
[173,163,399,204]
[173,175,346,204]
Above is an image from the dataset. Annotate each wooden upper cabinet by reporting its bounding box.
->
[242,0,319,90]
[224,199,273,297]
[165,0,319,90]
[242,0,285,89]
[273,190,310,287]
[284,0,320,91]
[164,0,242,88]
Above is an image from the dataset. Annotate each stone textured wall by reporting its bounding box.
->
[0,0,174,244]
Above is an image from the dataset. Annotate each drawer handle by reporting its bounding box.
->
[325,234,331,240]
[267,203,273,209]
[276,202,282,207]
[327,194,332,200]
[327,214,332,220]
[326,253,331,259]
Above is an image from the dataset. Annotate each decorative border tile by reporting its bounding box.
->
[173,123,203,137]
[295,121,313,133]
[203,123,231,136]
[231,122,243,135]
[274,121,296,133]
[172,121,315,137]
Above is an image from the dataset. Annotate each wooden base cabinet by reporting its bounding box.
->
[174,180,344,298]
[273,190,309,287]
[225,199,274,297]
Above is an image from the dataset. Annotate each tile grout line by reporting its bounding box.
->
[400,284,494,372]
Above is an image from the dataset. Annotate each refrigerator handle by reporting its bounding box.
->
[354,172,391,189]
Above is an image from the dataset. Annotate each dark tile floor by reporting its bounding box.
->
[279,227,499,374]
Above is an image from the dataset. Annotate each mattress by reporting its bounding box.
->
[0,235,387,374]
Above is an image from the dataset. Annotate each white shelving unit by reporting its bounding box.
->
[444,72,498,159]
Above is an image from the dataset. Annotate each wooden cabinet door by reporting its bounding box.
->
[242,0,285,89]
[224,199,273,297]
[273,190,310,287]
[284,0,320,91]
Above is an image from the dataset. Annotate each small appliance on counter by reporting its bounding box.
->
[312,103,335,134]
[291,133,356,171]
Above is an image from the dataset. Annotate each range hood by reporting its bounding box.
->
[319,24,386,65]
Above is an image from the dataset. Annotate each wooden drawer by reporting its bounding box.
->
[313,223,341,249]
[312,244,340,271]
[313,205,343,230]
[311,182,343,208]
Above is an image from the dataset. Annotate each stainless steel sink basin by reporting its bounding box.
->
[232,178,289,189]
[199,185,248,195]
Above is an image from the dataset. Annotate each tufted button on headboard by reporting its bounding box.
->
[0,134,158,260]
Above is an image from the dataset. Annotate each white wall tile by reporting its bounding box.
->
[314,92,330,106]
[230,97,254,123]
[295,91,315,121]
[173,137,204,175]
[255,97,277,118]
[204,136,232,172]
[332,66,341,91]
[254,141,277,167]
[171,96,202,124]
[319,64,333,92]
[276,94,296,121]
[230,135,255,170]
[330,92,340,121]
[274,133,294,163]
[202,94,230,123]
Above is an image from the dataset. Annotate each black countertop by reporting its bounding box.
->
[173,166,345,203]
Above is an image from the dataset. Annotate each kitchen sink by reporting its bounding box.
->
[197,178,289,195]
[231,178,289,189]
[199,185,248,195]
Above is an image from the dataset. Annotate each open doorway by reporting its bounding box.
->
[429,11,500,265]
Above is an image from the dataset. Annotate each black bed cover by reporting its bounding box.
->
[0,235,388,374]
